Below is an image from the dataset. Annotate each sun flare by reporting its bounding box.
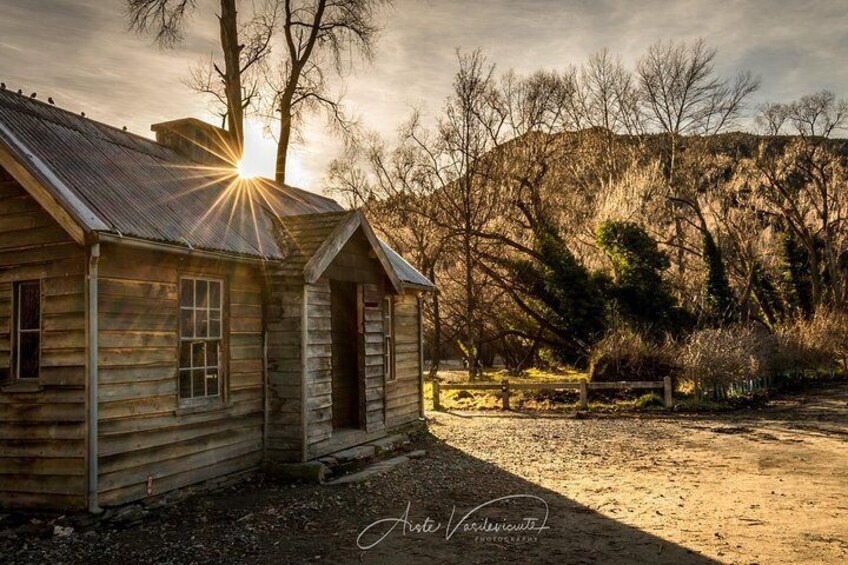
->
[236,158,262,180]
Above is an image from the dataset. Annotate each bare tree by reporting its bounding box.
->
[187,4,277,140]
[753,92,848,308]
[329,130,449,375]
[269,0,389,184]
[128,0,275,157]
[637,39,759,284]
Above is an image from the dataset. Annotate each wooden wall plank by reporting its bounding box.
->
[94,243,266,507]
[0,183,86,510]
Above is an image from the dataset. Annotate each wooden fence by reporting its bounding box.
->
[432,377,673,411]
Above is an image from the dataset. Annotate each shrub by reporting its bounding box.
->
[634,392,665,408]
[589,327,678,382]
[775,308,848,374]
[678,325,777,397]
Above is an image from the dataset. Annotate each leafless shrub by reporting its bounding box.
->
[678,325,777,395]
[775,309,848,374]
[589,326,678,382]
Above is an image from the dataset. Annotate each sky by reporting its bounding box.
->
[0,0,846,195]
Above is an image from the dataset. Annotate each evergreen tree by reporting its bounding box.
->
[780,231,814,318]
[596,221,681,334]
[702,231,738,324]
[505,217,607,365]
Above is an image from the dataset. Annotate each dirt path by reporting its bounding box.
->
[428,382,848,564]
[3,383,847,564]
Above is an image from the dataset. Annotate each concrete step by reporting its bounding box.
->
[325,455,411,485]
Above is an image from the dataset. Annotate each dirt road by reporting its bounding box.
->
[3,383,847,564]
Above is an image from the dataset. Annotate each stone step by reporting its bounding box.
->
[325,455,411,485]
[367,433,410,454]
[330,444,377,465]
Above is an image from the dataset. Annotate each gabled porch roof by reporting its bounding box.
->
[272,209,436,293]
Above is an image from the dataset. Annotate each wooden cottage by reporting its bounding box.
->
[0,91,435,510]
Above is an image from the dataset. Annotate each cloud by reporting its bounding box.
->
[0,0,847,194]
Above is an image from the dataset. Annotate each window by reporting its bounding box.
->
[14,280,41,380]
[179,277,223,400]
[384,296,395,381]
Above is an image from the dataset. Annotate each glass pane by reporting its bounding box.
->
[196,310,208,338]
[192,369,205,397]
[18,332,39,379]
[207,341,219,368]
[179,370,193,398]
[210,281,221,309]
[192,341,205,368]
[206,370,219,397]
[209,310,221,338]
[180,308,194,338]
[19,282,40,330]
[180,279,194,307]
[196,279,208,309]
[179,342,192,369]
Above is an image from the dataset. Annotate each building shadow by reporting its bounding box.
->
[342,435,721,565]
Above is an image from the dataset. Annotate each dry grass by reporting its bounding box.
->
[424,367,668,412]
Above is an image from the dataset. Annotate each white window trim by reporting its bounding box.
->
[178,276,225,401]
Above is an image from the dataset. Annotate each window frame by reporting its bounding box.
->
[177,275,227,406]
[12,279,42,382]
[384,295,396,382]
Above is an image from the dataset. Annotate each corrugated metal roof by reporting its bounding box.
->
[0,89,434,289]
[379,241,435,290]
[0,89,340,259]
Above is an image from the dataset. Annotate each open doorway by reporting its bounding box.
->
[330,280,362,429]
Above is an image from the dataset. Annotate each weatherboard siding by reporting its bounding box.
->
[385,292,422,429]
[264,278,305,461]
[96,243,265,506]
[0,176,88,509]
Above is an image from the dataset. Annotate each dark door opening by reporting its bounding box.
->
[330,280,361,429]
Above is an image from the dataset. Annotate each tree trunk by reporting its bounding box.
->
[428,266,441,379]
[463,228,478,381]
[220,0,244,159]
[276,107,293,184]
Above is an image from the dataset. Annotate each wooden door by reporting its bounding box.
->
[330,280,361,429]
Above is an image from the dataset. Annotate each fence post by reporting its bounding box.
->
[501,379,510,410]
[579,380,588,410]
[433,380,441,411]
[663,376,673,408]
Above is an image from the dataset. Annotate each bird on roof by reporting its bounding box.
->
[0,83,5,90]
[30,93,36,99]
[16,89,22,95]
[48,97,54,105]
[122,126,127,131]
[81,112,86,117]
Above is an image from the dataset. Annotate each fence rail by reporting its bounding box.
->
[432,377,673,411]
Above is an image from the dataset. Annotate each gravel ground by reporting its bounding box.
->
[2,382,847,564]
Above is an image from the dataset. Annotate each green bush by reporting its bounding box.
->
[634,392,665,408]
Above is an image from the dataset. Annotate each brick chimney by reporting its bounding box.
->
[151,118,236,168]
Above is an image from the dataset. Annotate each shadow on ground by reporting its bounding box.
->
[0,434,720,565]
